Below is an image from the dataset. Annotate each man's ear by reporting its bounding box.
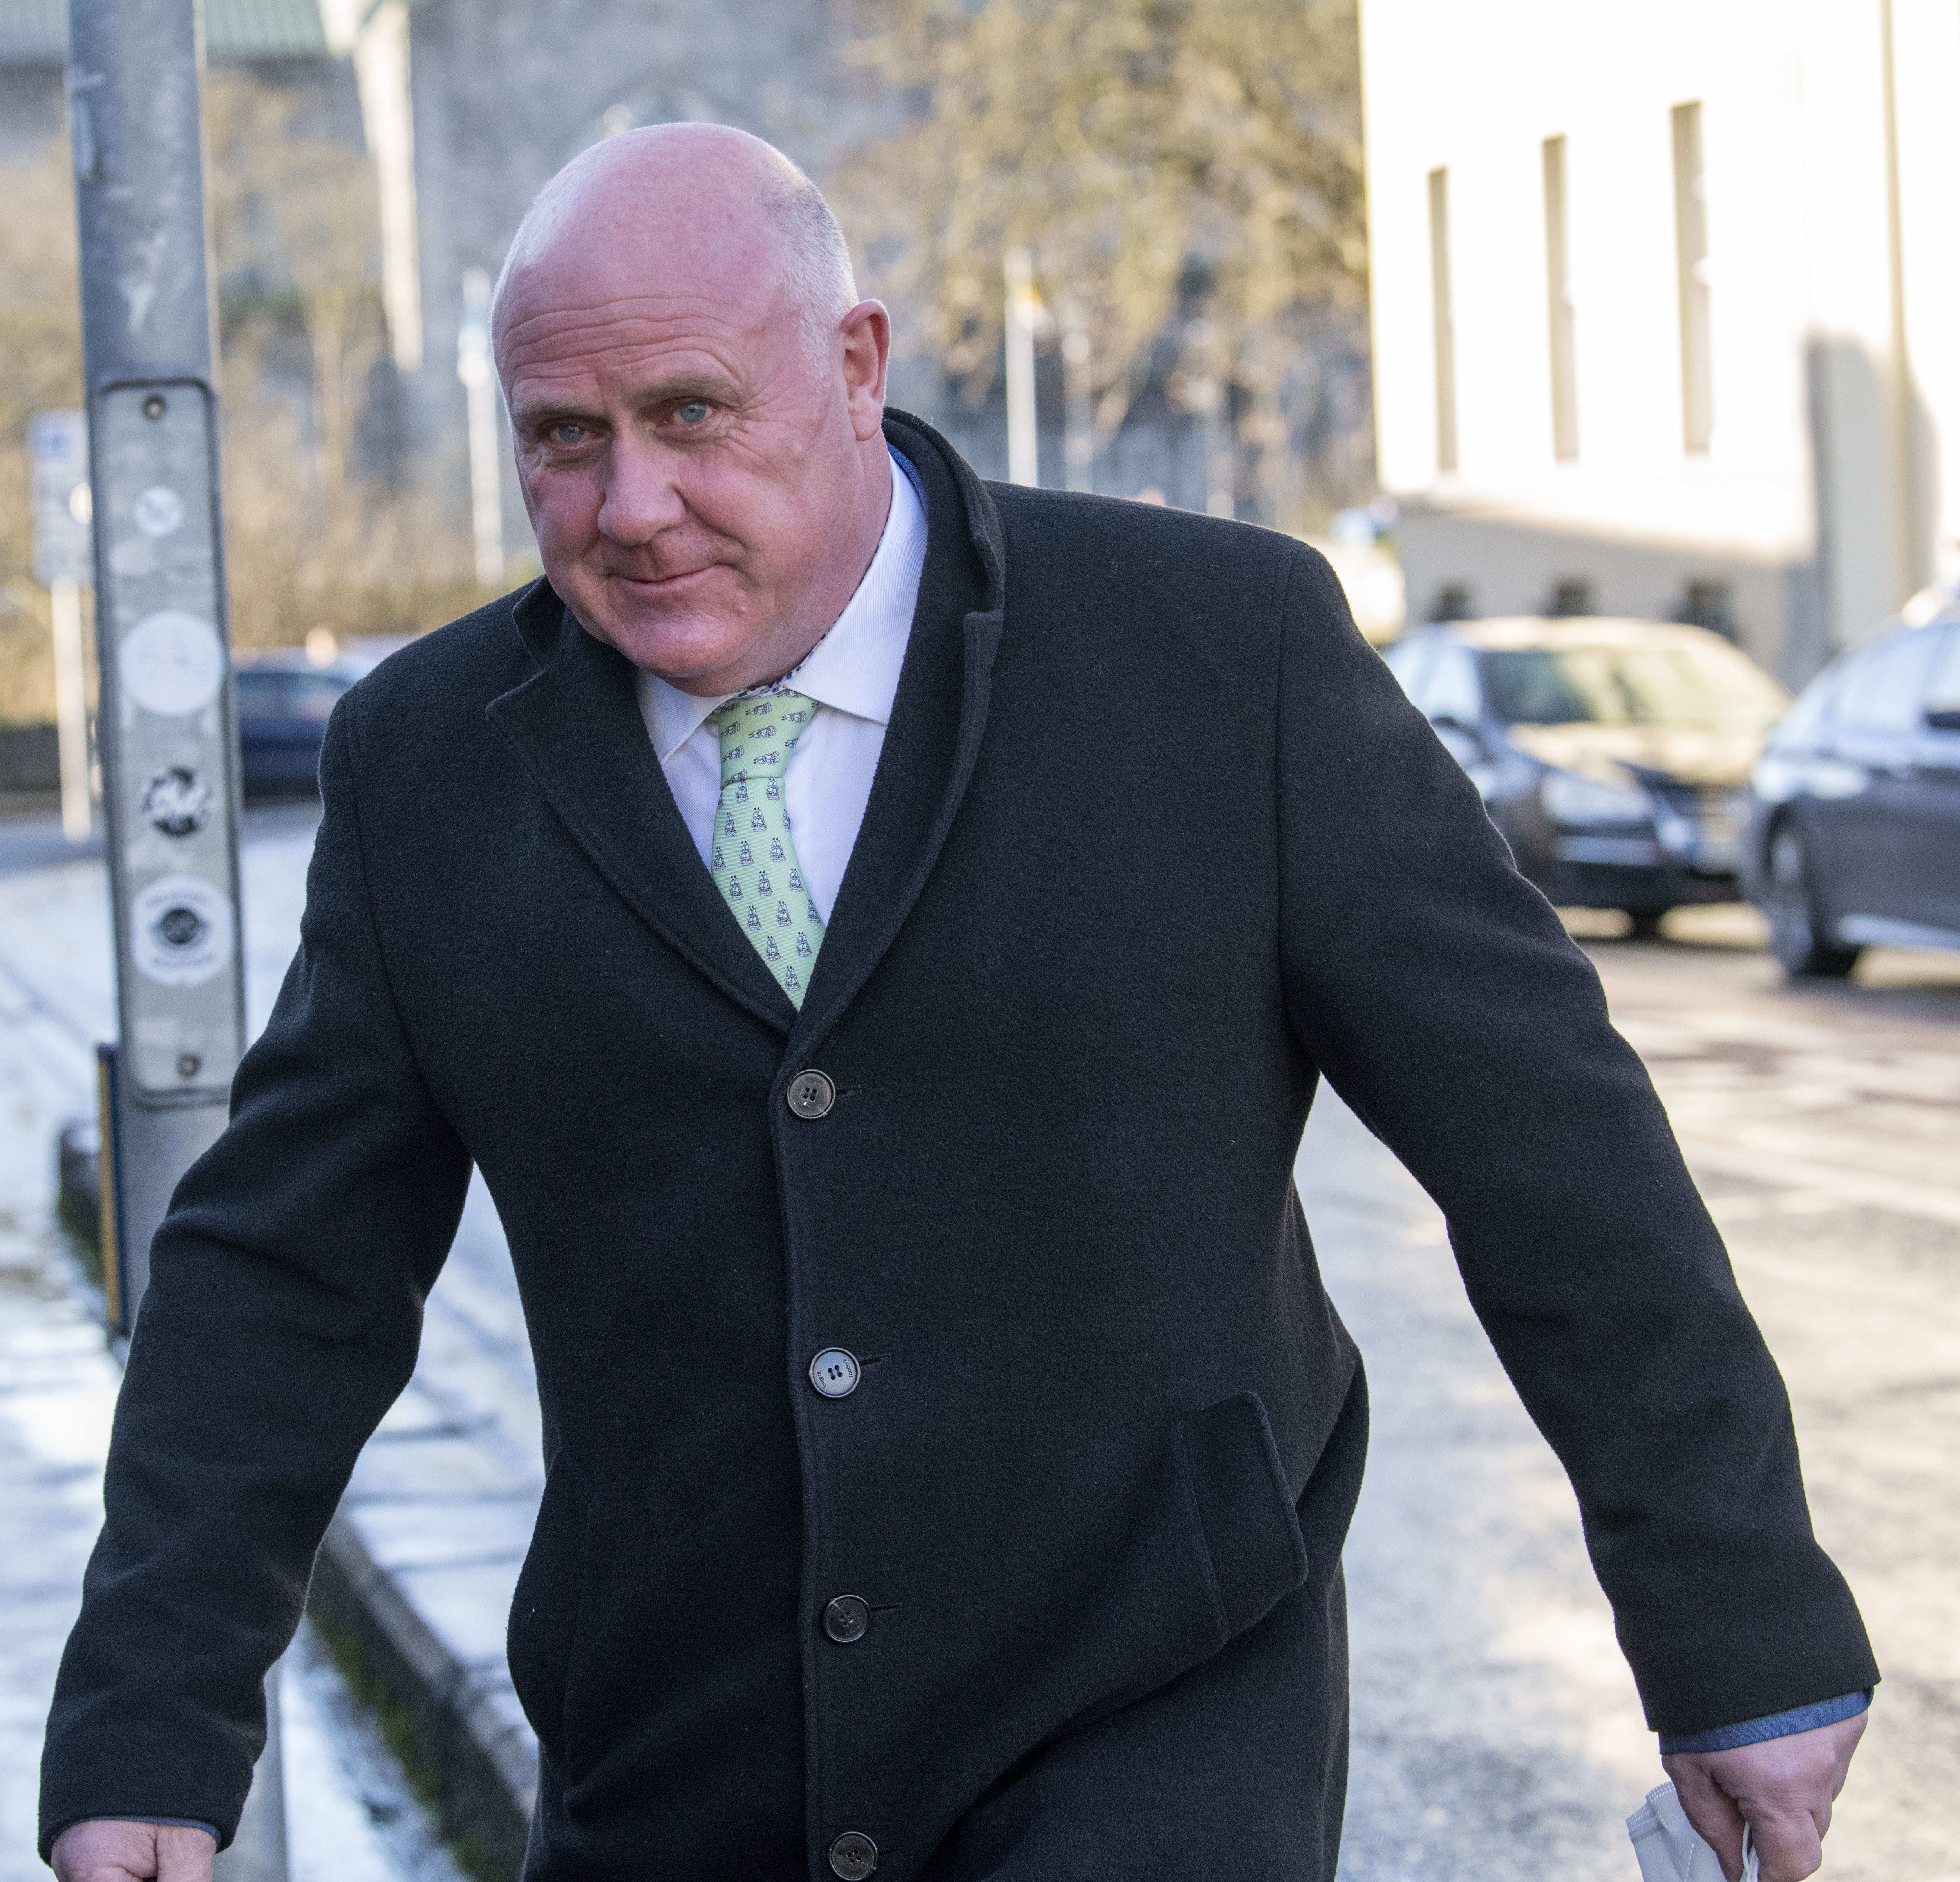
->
[839,300,891,441]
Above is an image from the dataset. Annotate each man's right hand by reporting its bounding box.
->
[50,1822,216,1882]
[1665,1712,1866,1881]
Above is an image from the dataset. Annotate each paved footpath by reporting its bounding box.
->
[3,815,1954,1880]
[0,815,474,1882]
[1321,908,1960,1882]
[0,1249,470,1882]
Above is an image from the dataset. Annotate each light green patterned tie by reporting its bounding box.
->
[708,689,826,1007]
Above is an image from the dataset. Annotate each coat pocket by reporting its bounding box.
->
[1175,1391,1311,1641]
[506,1446,593,1772]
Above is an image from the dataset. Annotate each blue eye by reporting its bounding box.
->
[549,422,589,445]
[675,400,711,424]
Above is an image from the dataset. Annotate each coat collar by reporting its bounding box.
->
[490,572,793,1031]
[488,409,1005,1046]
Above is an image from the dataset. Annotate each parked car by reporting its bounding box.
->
[1741,605,1960,975]
[1379,617,1790,931]
[233,652,359,800]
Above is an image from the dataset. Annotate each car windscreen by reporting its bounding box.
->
[233,668,349,723]
[288,671,348,723]
[233,670,289,719]
[1479,642,1788,731]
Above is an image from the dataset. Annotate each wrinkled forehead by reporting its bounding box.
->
[494,210,798,383]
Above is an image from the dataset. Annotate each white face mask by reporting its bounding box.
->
[1628,1783,1757,1882]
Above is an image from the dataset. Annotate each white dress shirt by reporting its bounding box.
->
[638,450,928,924]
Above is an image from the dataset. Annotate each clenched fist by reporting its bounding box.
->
[1665,1712,1867,1882]
[50,1820,217,1882]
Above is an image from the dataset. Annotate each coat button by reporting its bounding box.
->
[809,1348,861,1398]
[787,1069,835,1118]
[823,1594,870,1643]
[828,1831,879,1878]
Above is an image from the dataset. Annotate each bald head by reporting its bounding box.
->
[493,121,893,697]
[492,124,857,370]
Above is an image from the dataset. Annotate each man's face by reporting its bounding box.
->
[500,241,890,695]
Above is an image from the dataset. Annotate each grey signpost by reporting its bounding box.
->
[28,409,96,841]
[67,2,285,1873]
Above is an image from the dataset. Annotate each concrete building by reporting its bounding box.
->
[1359,0,1960,682]
[357,0,1363,530]
[5,0,1317,578]
[0,1,348,158]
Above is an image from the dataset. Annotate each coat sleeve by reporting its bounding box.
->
[1273,545,1877,1735]
[39,699,472,1857]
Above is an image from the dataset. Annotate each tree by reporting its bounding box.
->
[0,78,492,733]
[205,75,389,498]
[199,72,489,654]
[0,140,83,725]
[838,0,1368,523]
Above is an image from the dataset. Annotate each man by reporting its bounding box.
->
[45,127,1873,1882]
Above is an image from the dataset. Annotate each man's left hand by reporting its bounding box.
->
[1664,1712,1867,1882]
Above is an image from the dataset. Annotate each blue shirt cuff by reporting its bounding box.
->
[1660,1688,1871,1755]
[67,1818,221,1840]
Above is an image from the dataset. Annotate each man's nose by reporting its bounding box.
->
[595,438,687,545]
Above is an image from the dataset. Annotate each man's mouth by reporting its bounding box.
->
[612,565,718,590]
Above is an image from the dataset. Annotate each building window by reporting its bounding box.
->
[1543,136,1578,462]
[1430,581,1475,622]
[1428,166,1458,474]
[1548,576,1595,617]
[1672,101,1713,454]
[1677,579,1737,641]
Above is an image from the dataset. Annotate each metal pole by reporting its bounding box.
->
[50,577,92,841]
[1060,304,1093,496]
[69,0,246,1298]
[218,1664,288,1881]
[29,410,96,841]
[457,266,504,585]
[66,3,283,1874]
[1203,397,1235,518]
[1004,247,1039,487]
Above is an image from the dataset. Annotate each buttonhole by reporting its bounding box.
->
[870,1603,901,1613]
[860,1354,890,1368]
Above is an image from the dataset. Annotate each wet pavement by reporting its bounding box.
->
[0,810,470,1882]
[1322,906,1960,1882]
[2,810,1953,1880]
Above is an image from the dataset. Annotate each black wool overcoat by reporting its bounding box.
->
[42,412,1876,1879]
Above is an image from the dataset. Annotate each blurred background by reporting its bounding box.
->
[1,2,1956,1880]
[0,0,1374,751]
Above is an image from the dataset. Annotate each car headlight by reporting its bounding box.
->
[1539,768,1651,826]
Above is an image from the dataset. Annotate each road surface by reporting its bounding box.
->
[2,814,1953,1880]
[1321,905,1960,1882]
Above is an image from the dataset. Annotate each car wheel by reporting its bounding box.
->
[1621,908,1670,941]
[1764,823,1861,979]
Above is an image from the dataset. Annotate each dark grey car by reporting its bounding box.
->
[233,653,358,801]
[1380,617,1789,932]
[1741,607,1960,975]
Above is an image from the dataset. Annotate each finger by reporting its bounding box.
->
[153,1826,216,1882]
[50,1821,160,1882]
[1745,1808,1825,1882]
[1829,1714,1867,1799]
[1666,1760,1749,1882]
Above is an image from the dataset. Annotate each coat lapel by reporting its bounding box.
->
[487,584,797,1033]
[484,409,1006,1051]
[787,412,1005,1059]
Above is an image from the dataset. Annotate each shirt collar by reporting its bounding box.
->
[639,448,928,764]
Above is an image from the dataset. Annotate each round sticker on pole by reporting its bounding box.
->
[120,610,224,717]
[132,485,186,537]
[130,874,235,988]
[140,764,213,838]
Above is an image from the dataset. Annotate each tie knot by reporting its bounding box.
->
[709,689,817,792]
